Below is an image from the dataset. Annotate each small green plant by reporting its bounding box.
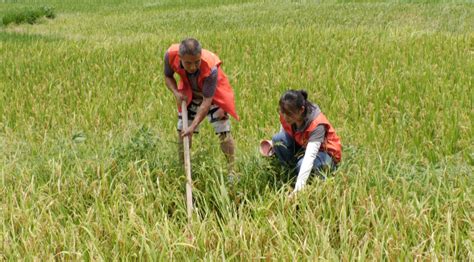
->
[112,126,161,169]
[2,6,56,26]
[41,6,56,19]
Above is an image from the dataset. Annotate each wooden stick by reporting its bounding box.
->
[181,100,193,221]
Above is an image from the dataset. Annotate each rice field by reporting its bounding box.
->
[1,0,473,260]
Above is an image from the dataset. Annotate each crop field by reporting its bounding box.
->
[1,0,473,260]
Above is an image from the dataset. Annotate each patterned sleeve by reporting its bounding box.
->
[202,67,218,98]
[163,52,174,78]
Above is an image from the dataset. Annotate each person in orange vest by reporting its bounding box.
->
[269,90,341,197]
[164,38,239,178]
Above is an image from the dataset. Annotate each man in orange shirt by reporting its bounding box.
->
[164,38,239,179]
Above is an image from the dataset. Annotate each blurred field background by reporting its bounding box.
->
[1,0,473,260]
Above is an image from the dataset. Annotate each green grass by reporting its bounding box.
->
[1,6,55,26]
[1,0,473,260]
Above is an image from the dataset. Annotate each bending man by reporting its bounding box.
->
[164,38,239,177]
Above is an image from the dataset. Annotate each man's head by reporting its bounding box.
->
[179,38,202,74]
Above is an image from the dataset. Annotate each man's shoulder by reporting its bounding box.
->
[202,48,218,57]
[167,44,180,54]
[201,49,221,68]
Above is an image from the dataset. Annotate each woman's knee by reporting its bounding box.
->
[272,131,286,144]
[313,152,335,172]
[272,132,291,151]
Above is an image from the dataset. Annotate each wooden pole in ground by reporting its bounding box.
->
[181,100,193,221]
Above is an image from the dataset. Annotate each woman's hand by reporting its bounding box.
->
[288,191,297,200]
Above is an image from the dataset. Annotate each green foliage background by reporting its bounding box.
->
[1,0,472,260]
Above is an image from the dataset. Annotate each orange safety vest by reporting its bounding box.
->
[166,44,239,120]
[280,112,342,163]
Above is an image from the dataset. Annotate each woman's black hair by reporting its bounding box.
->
[279,89,310,116]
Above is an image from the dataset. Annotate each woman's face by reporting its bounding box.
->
[279,104,305,125]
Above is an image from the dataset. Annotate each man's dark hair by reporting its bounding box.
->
[179,38,202,56]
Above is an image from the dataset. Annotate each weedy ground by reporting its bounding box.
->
[1,0,472,260]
